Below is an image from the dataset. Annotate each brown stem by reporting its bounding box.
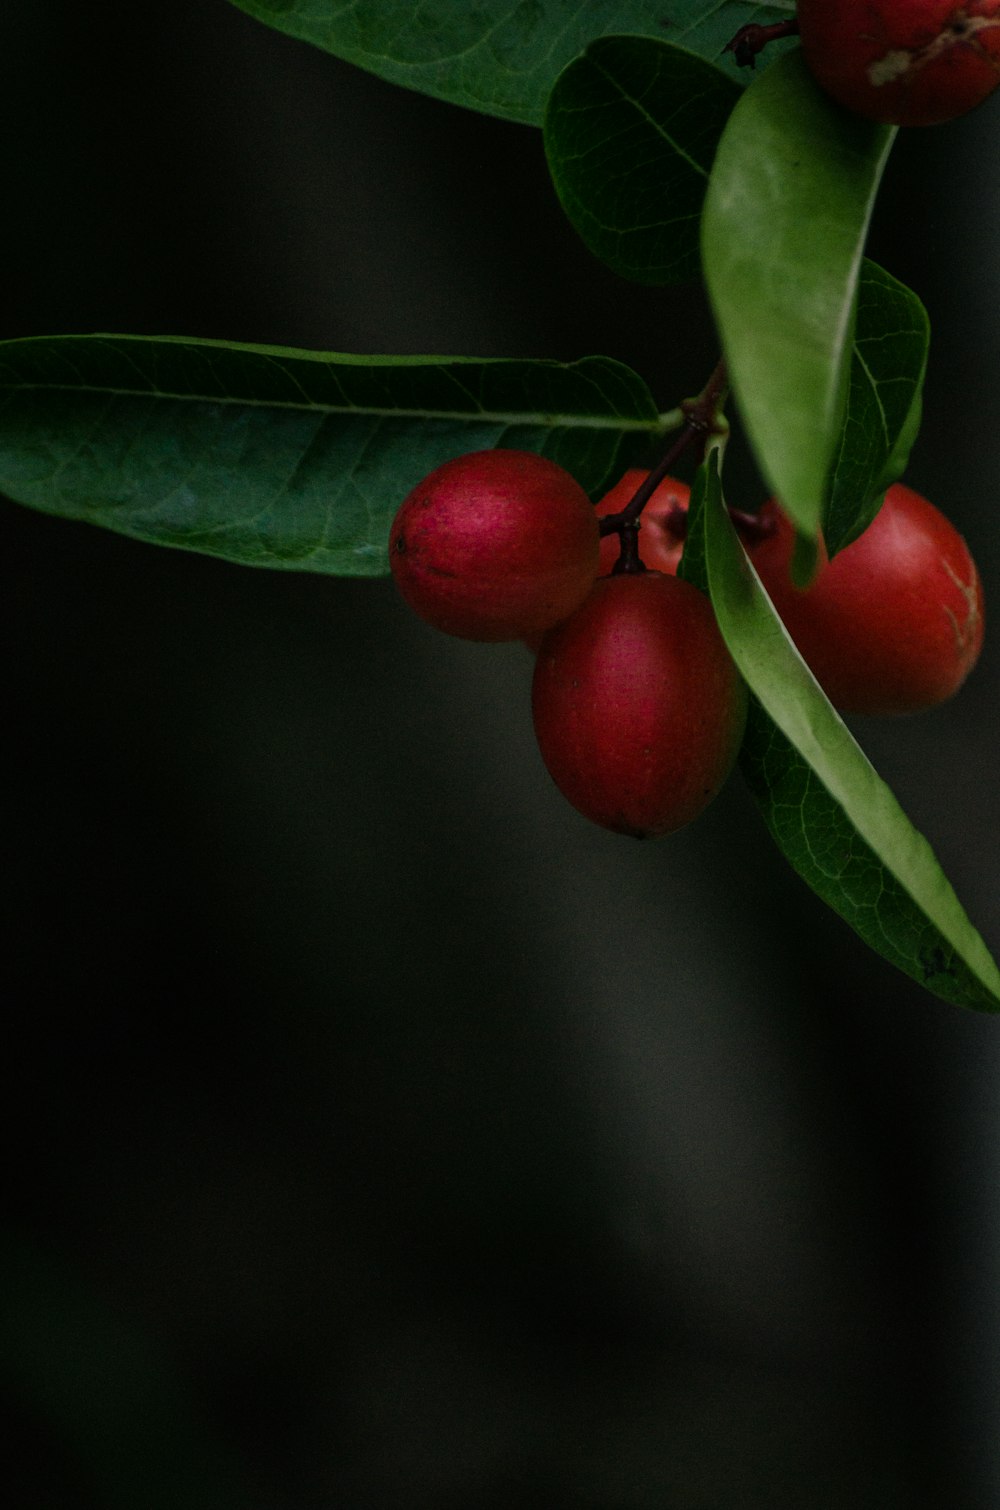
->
[724,19,799,69]
[610,521,645,575]
[598,358,729,550]
[597,360,779,573]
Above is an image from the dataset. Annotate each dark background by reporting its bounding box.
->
[2,3,1000,1506]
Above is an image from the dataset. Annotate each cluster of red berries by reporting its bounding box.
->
[389,448,984,838]
[389,449,747,838]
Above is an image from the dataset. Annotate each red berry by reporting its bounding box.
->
[532,573,747,837]
[389,449,599,641]
[596,469,690,576]
[749,483,985,715]
[797,0,1000,127]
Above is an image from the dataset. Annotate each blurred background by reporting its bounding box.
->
[2,3,999,1505]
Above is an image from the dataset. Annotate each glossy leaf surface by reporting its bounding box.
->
[700,457,1000,1011]
[0,335,663,575]
[544,38,740,285]
[826,260,929,556]
[227,0,796,124]
[702,52,895,541]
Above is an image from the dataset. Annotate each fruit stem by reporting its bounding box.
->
[724,19,799,69]
[610,521,645,575]
[598,357,730,542]
[597,362,775,574]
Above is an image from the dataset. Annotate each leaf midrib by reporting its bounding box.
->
[590,55,710,182]
[0,385,665,430]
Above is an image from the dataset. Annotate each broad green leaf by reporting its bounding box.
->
[702,52,895,541]
[701,455,1000,1011]
[544,38,740,286]
[825,260,929,556]
[227,0,797,125]
[0,335,665,575]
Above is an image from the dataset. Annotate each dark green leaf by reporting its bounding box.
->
[825,259,929,556]
[702,52,895,539]
[676,457,709,594]
[544,38,740,285]
[702,456,1000,1011]
[227,0,797,125]
[0,334,665,575]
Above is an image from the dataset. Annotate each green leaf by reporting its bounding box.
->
[0,334,665,575]
[701,455,1000,1012]
[702,52,895,540]
[544,38,740,285]
[676,453,710,594]
[226,1,797,125]
[825,260,929,556]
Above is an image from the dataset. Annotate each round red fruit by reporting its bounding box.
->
[749,483,985,715]
[596,470,690,576]
[797,0,1000,127]
[532,573,747,837]
[389,449,599,641]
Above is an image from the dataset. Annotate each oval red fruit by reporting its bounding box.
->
[532,573,747,837]
[389,449,599,641]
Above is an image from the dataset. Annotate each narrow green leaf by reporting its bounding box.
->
[702,456,1000,1011]
[0,334,665,575]
[826,260,929,556]
[226,1,797,125]
[544,38,740,286]
[676,455,709,595]
[702,52,895,539]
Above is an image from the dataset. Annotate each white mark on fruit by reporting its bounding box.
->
[942,556,981,656]
[868,10,1000,89]
[869,49,913,85]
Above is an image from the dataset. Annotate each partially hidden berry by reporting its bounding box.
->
[749,482,985,714]
[520,469,690,654]
[596,470,690,576]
